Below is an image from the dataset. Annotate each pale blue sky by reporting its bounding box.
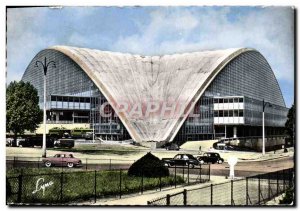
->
[6,6,294,107]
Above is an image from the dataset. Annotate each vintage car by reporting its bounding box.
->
[162,154,199,168]
[42,153,82,168]
[197,152,224,164]
[164,143,180,151]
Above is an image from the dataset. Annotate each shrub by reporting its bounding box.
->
[127,152,169,177]
[279,187,294,205]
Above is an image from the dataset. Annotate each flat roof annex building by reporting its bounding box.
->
[22,46,288,147]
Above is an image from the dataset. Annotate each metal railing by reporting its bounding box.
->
[148,168,294,206]
[6,164,210,205]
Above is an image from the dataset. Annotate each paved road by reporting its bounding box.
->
[209,156,294,177]
[7,156,293,177]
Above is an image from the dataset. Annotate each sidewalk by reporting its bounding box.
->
[76,175,229,206]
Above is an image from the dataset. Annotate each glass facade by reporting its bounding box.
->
[173,51,288,142]
[22,49,130,140]
[22,49,288,142]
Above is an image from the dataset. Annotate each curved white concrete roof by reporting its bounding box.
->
[50,46,253,143]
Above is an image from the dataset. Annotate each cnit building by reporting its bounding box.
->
[22,46,288,149]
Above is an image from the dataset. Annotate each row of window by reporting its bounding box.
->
[214,110,244,117]
[50,95,97,103]
[213,97,243,104]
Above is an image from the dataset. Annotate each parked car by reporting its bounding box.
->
[42,153,82,168]
[17,138,34,147]
[197,152,224,164]
[54,133,75,148]
[163,143,180,151]
[162,154,199,168]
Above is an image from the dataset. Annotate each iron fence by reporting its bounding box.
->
[147,168,294,206]
[6,164,210,205]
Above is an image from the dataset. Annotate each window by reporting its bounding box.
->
[224,110,228,117]
[229,110,233,116]
[224,98,228,103]
[234,110,238,117]
[214,111,218,117]
[239,98,244,103]
[234,98,239,103]
[219,99,224,103]
[239,110,244,117]
[219,110,223,117]
[229,98,233,103]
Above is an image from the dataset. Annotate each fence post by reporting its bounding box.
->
[211,184,213,205]
[119,169,122,199]
[187,164,190,185]
[246,177,248,205]
[94,170,97,203]
[208,164,211,181]
[231,180,233,205]
[159,170,162,191]
[17,170,23,203]
[183,189,187,206]
[289,168,293,187]
[175,165,177,188]
[268,173,271,200]
[37,157,40,169]
[86,158,88,171]
[258,175,261,205]
[282,170,285,191]
[277,170,279,195]
[13,157,16,168]
[60,171,63,203]
[141,169,144,194]
[200,166,202,183]
[166,194,170,206]
[183,166,185,181]
[109,159,112,171]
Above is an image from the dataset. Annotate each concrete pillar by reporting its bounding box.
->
[233,126,237,138]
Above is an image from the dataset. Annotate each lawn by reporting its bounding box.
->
[6,168,184,204]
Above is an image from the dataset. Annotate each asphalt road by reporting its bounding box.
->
[209,156,294,177]
[7,156,293,177]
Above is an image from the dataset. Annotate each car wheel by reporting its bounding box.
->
[45,161,52,167]
[67,162,74,168]
[199,160,205,164]
[218,159,223,164]
[188,163,194,169]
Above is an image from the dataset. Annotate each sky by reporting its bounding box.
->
[6,6,295,107]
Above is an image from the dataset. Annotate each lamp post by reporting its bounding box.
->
[35,57,56,158]
[262,99,272,155]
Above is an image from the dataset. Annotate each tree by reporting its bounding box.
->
[285,104,295,141]
[127,152,169,177]
[6,81,43,144]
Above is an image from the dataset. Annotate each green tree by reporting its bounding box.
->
[6,81,43,144]
[285,104,295,141]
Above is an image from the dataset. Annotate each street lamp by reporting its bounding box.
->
[35,57,56,158]
[262,99,272,155]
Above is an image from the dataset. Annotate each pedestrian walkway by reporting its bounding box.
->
[77,176,228,205]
